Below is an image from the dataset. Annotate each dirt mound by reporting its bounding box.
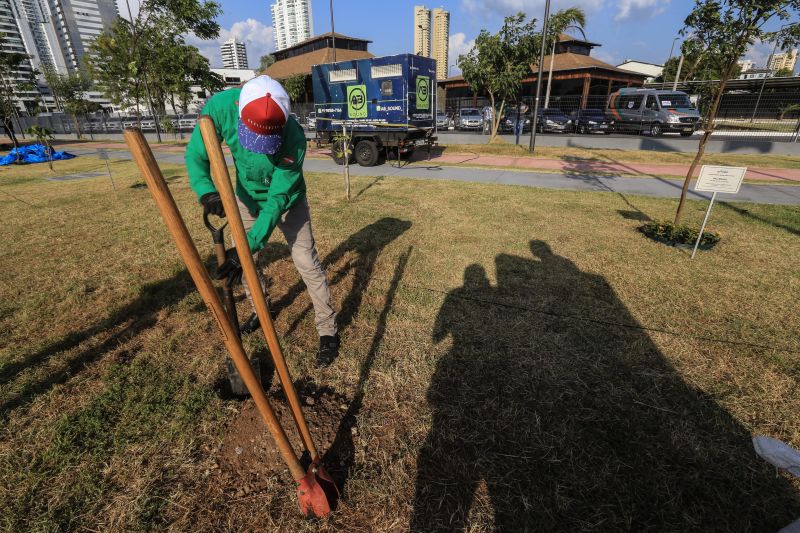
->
[217,380,350,496]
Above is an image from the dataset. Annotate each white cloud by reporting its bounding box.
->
[742,38,773,69]
[462,0,604,17]
[614,0,670,21]
[186,18,275,69]
[593,49,620,66]
[448,32,476,76]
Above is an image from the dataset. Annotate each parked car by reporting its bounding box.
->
[499,110,532,133]
[306,111,316,130]
[178,115,198,129]
[607,88,700,136]
[455,108,483,130]
[571,108,611,134]
[436,110,449,129]
[535,108,572,133]
[290,112,301,124]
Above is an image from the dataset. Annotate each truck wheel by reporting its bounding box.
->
[331,139,354,165]
[355,140,379,167]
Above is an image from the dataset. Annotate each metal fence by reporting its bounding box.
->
[443,91,800,142]
[12,113,201,141]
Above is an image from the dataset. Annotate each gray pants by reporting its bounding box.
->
[235,196,337,337]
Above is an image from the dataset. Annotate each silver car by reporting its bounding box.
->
[456,108,483,130]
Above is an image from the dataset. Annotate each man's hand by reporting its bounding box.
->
[215,248,243,287]
[201,192,225,218]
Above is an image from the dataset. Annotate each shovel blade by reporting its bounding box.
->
[296,461,340,518]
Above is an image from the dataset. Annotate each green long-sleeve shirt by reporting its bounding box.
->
[185,87,307,252]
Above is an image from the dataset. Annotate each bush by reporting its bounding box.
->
[639,220,720,248]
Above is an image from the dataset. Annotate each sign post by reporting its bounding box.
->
[97,148,116,191]
[691,165,747,259]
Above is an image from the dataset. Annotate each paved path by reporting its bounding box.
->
[60,141,800,183]
[67,146,800,206]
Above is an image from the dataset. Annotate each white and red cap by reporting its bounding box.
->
[238,75,290,154]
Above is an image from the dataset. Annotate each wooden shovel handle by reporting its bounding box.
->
[198,116,320,460]
[123,127,305,481]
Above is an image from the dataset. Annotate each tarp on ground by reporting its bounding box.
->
[0,143,76,166]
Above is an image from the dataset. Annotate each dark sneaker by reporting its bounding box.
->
[316,334,340,367]
[240,312,260,335]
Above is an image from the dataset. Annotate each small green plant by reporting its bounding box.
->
[160,116,177,139]
[639,220,720,249]
[26,125,55,171]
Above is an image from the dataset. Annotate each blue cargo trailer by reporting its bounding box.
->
[311,53,436,166]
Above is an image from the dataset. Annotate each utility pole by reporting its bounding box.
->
[751,24,788,123]
[529,0,550,152]
[672,54,684,91]
[664,36,679,86]
[330,0,336,62]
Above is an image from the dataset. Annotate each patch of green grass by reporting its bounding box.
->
[1,357,218,531]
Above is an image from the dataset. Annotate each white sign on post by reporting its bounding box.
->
[695,165,747,194]
[690,165,747,259]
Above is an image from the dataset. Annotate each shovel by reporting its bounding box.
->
[198,116,339,513]
[124,127,336,518]
[203,210,261,397]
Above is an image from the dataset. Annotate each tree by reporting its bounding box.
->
[282,74,307,102]
[46,71,93,138]
[86,0,221,140]
[0,33,28,149]
[673,0,800,225]
[778,102,800,119]
[26,125,54,171]
[774,66,793,76]
[660,38,742,83]
[259,54,275,73]
[458,13,539,141]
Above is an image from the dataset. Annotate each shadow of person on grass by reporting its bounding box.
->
[411,241,800,531]
[272,217,412,344]
[0,266,199,420]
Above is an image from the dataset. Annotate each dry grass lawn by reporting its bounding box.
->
[1,155,799,531]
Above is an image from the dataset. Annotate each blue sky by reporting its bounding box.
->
[179,0,791,74]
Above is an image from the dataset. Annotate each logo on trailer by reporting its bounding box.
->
[347,85,368,118]
[416,76,430,110]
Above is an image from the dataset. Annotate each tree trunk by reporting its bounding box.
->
[493,98,505,141]
[72,114,83,140]
[674,65,733,226]
[487,93,497,141]
[2,117,18,149]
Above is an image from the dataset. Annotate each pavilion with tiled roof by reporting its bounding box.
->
[439,33,647,110]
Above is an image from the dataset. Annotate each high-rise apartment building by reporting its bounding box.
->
[221,37,248,69]
[413,5,430,56]
[767,49,798,73]
[414,5,448,79]
[0,0,40,109]
[271,0,313,52]
[431,7,449,80]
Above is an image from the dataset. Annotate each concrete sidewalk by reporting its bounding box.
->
[56,140,800,183]
[64,145,800,206]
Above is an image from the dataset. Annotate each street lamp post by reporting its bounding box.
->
[529,0,551,152]
[664,36,679,86]
[751,24,789,123]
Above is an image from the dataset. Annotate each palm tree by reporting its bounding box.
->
[541,8,587,108]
